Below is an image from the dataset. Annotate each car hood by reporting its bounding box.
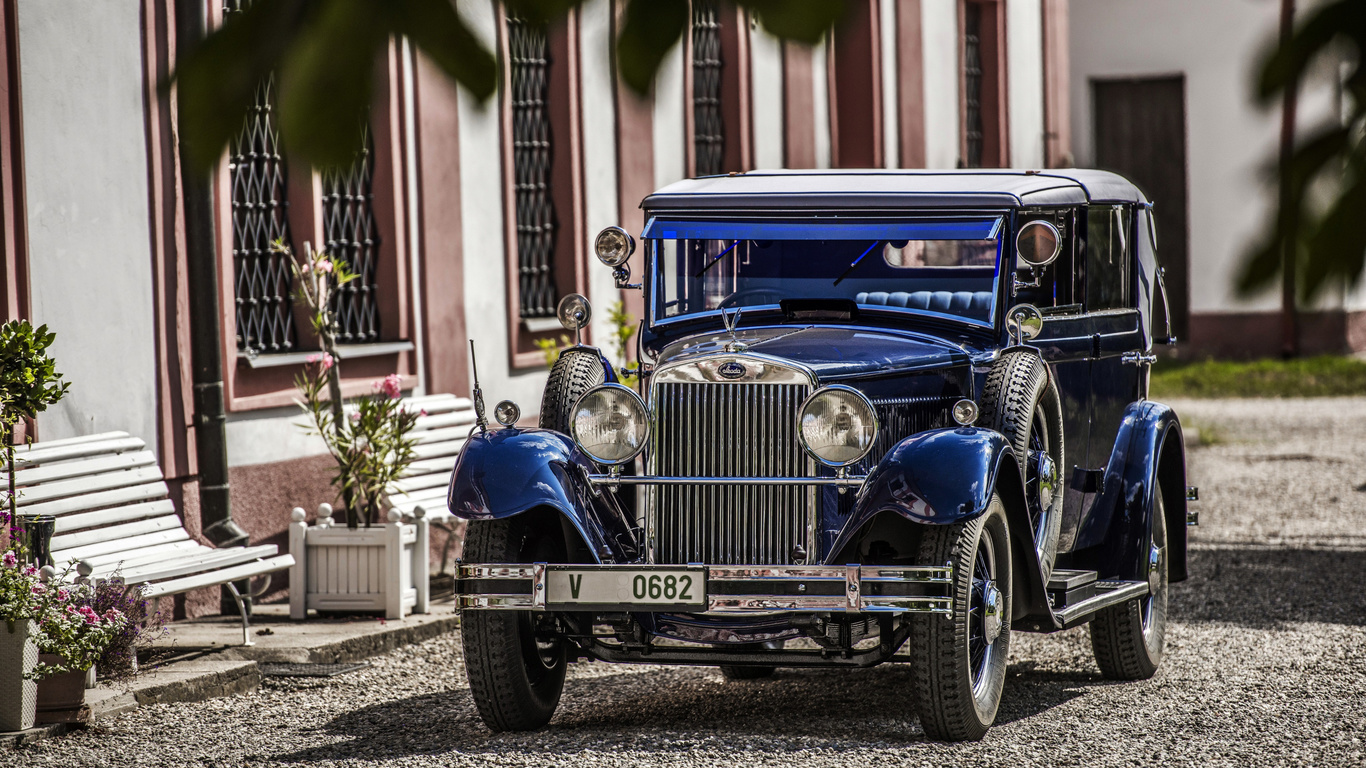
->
[655,325,971,381]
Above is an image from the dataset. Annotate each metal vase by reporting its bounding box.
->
[20,513,56,568]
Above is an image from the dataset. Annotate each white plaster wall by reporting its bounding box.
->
[18,1,158,449]
[879,0,900,168]
[579,0,625,363]
[456,0,546,412]
[226,407,327,467]
[920,0,960,169]
[812,38,831,169]
[1005,0,1045,168]
[1071,0,1342,314]
[750,23,785,170]
[653,41,687,188]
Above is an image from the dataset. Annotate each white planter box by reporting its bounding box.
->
[288,506,430,620]
[0,619,38,732]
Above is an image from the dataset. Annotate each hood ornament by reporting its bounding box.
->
[722,307,747,352]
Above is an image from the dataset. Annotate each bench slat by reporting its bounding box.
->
[76,540,205,570]
[412,410,477,430]
[402,455,458,476]
[114,545,280,584]
[390,472,453,493]
[4,451,158,489]
[141,555,295,598]
[412,438,469,459]
[55,499,177,533]
[18,481,169,517]
[56,527,191,562]
[13,431,133,453]
[15,465,165,506]
[9,436,147,467]
[50,515,183,552]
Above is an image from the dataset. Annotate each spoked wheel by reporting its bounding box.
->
[462,518,568,731]
[1090,480,1169,679]
[980,351,1063,581]
[910,495,1012,742]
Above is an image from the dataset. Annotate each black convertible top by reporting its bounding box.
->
[642,169,1146,211]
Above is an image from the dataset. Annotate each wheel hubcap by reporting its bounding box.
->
[982,581,1003,644]
[1147,541,1162,596]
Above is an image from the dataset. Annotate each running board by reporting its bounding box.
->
[1054,580,1150,629]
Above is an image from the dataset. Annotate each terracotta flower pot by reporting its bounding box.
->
[0,619,38,732]
[35,653,87,719]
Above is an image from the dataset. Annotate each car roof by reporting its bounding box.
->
[641,168,1147,211]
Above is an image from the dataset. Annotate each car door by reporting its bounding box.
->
[1074,204,1144,551]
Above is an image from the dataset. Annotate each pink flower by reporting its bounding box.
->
[57,588,69,601]
[1,551,15,568]
[30,585,44,595]
[419,409,428,417]
[314,259,333,274]
[306,353,320,364]
[379,373,403,400]
[22,565,36,576]
[321,353,334,370]
[350,411,362,422]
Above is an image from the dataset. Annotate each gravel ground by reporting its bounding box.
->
[8,397,1365,767]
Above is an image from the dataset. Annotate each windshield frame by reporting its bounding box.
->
[642,213,1012,333]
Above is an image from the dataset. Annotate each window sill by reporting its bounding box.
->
[237,341,416,369]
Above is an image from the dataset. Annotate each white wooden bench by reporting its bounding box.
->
[384,393,477,523]
[6,431,294,646]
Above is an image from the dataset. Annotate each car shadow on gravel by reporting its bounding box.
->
[269,660,1110,762]
[1176,545,1366,628]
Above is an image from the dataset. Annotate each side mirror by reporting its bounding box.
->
[1016,220,1061,268]
[557,293,592,346]
[1005,304,1044,345]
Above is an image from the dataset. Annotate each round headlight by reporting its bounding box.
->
[570,384,650,465]
[493,400,521,427]
[797,386,879,467]
[594,226,635,267]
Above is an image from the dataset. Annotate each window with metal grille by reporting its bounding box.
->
[692,0,724,177]
[508,15,558,319]
[228,68,298,355]
[321,124,382,343]
[963,3,984,169]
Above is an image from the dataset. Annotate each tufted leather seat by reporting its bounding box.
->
[855,291,993,318]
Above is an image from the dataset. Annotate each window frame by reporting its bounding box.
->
[684,0,752,177]
[958,0,1008,168]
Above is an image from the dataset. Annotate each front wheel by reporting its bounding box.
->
[909,495,1012,741]
[1090,480,1168,679]
[461,518,568,731]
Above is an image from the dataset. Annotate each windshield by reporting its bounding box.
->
[647,218,1003,327]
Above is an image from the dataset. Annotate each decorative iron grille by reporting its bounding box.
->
[963,3,984,169]
[691,0,724,177]
[228,69,298,355]
[321,125,382,343]
[508,15,558,319]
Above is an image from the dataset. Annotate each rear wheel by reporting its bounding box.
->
[1090,481,1168,679]
[909,496,1012,741]
[539,349,606,434]
[461,518,568,731]
[979,351,1064,581]
[719,665,775,680]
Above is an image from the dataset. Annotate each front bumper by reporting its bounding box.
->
[456,563,954,615]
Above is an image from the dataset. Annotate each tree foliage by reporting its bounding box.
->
[173,0,845,169]
[1240,0,1366,301]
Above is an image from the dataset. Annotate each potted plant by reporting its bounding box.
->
[280,242,429,620]
[0,551,43,731]
[28,575,127,722]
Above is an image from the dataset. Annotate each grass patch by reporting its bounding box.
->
[1150,355,1366,398]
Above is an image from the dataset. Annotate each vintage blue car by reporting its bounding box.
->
[448,170,1195,741]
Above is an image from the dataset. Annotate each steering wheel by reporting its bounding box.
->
[718,288,788,309]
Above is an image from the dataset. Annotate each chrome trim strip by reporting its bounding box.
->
[591,474,867,487]
[652,351,819,386]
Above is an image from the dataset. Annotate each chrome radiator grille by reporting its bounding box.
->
[649,381,814,565]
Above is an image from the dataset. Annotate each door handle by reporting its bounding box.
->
[1121,351,1157,366]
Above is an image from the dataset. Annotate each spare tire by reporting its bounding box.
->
[539,348,606,434]
[978,351,1064,581]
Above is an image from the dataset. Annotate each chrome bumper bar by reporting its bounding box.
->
[456,562,954,615]
[586,474,869,488]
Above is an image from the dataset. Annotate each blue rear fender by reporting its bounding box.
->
[445,428,638,563]
[1066,401,1188,583]
[831,427,1052,621]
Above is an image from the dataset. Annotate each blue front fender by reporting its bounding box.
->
[445,428,639,563]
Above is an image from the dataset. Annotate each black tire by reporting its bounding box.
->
[979,351,1064,581]
[1090,480,1168,680]
[720,665,775,680]
[910,496,1012,742]
[539,349,606,434]
[461,518,568,731]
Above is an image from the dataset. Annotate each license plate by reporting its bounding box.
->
[546,568,706,608]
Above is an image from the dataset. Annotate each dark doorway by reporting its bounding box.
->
[1093,76,1189,341]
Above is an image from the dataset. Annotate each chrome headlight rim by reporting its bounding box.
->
[569,382,651,466]
[796,384,880,468]
[594,226,636,267]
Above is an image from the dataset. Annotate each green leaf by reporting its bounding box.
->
[616,0,689,96]
[389,0,497,100]
[742,0,846,44]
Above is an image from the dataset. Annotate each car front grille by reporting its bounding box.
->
[648,381,814,565]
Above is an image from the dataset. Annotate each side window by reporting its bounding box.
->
[1085,205,1133,311]
[1014,209,1080,312]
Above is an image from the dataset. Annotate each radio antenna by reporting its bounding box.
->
[470,340,487,433]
